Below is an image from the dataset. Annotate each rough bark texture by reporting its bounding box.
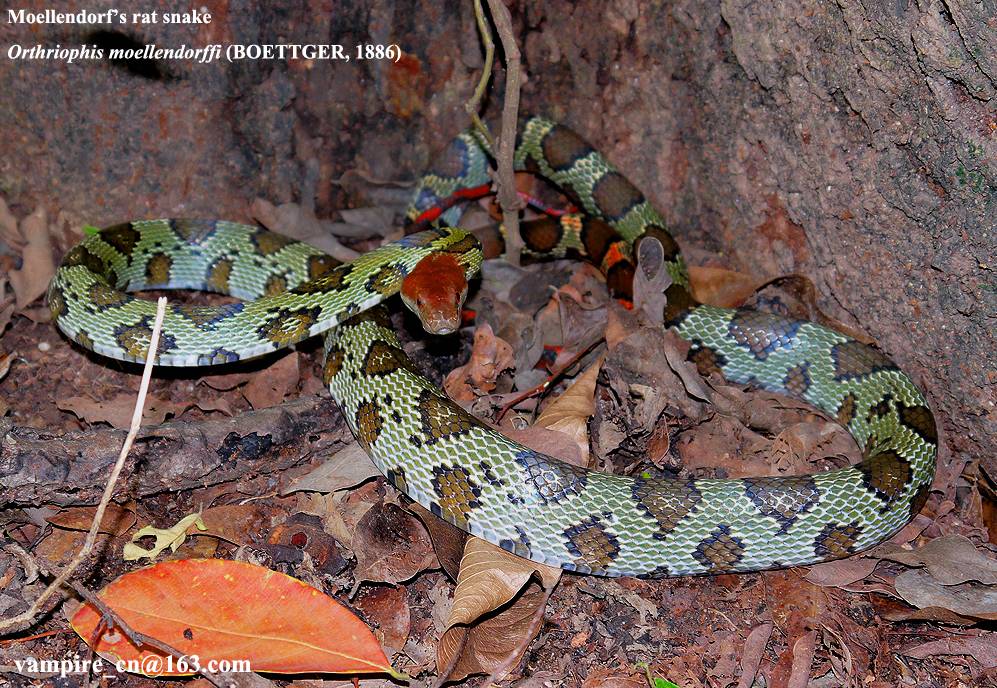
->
[0,397,346,506]
[0,1,993,485]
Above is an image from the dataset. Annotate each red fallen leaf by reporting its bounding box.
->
[71,559,400,678]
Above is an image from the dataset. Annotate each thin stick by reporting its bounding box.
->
[466,0,496,146]
[70,581,234,688]
[496,337,605,423]
[0,297,168,635]
[484,0,525,265]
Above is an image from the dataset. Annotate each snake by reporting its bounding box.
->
[47,116,937,578]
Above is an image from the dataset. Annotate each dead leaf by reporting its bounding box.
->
[198,503,271,546]
[633,236,670,325]
[805,557,878,588]
[47,504,136,536]
[880,534,997,585]
[9,207,56,309]
[0,302,15,337]
[901,636,997,667]
[437,538,558,683]
[532,357,602,461]
[58,393,183,429]
[0,349,15,382]
[71,559,399,677]
[409,501,467,581]
[689,265,767,308]
[893,569,997,621]
[123,513,207,561]
[281,443,381,495]
[0,196,20,246]
[243,353,300,409]
[354,585,411,657]
[444,323,514,401]
[200,369,254,391]
[737,622,773,688]
[352,502,437,586]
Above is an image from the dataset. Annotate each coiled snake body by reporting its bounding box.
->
[49,117,936,577]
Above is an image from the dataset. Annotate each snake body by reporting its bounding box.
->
[49,117,937,577]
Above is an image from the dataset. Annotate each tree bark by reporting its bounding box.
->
[0,0,992,489]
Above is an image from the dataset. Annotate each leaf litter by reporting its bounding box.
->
[1,195,993,687]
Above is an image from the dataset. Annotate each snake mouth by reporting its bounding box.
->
[420,315,460,336]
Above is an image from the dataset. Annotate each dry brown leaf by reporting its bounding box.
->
[689,265,767,308]
[198,503,271,545]
[9,207,56,309]
[805,557,878,587]
[532,357,602,461]
[408,501,467,581]
[0,349,15,382]
[736,622,773,688]
[901,636,997,667]
[58,393,183,429]
[444,323,514,401]
[352,502,437,586]
[580,668,645,688]
[47,504,136,536]
[893,569,997,621]
[437,538,558,683]
[632,236,670,325]
[0,302,15,337]
[0,197,20,246]
[281,443,381,495]
[880,534,997,585]
[243,353,300,409]
[354,585,411,657]
[200,369,254,391]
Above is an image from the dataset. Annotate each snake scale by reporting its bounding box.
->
[48,116,937,577]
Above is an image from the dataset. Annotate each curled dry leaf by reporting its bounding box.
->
[900,636,997,668]
[437,538,559,683]
[530,357,602,461]
[444,323,515,402]
[71,559,399,677]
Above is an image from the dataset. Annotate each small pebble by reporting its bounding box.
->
[37,341,51,352]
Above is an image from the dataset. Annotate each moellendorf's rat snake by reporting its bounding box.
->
[49,116,936,577]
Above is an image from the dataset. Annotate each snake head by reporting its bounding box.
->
[400,252,469,335]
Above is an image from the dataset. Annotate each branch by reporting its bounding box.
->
[483,0,525,265]
[0,298,168,634]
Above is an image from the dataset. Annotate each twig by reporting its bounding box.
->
[0,297,168,635]
[465,0,496,146]
[69,581,235,688]
[484,0,525,265]
[496,336,605,423]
